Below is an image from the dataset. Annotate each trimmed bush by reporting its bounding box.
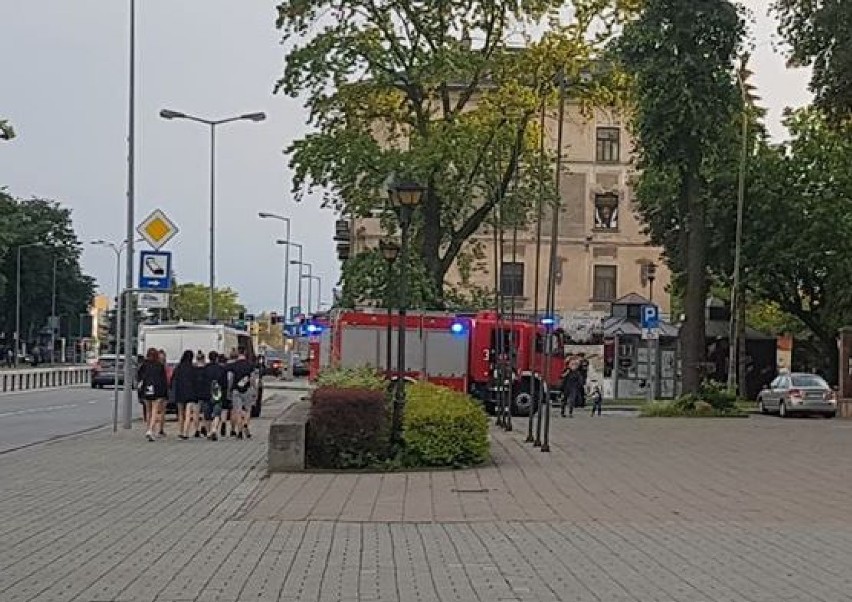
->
[307,386,388,468]
[640,399,746,418]
[403,382,489,468]
[315,367,386,391]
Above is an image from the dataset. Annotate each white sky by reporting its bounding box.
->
[0,0,812,313]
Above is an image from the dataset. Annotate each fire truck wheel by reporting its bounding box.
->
[511,388,538,417]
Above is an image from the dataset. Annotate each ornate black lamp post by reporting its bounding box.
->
[379,239,401,382]
[387,178,425,445]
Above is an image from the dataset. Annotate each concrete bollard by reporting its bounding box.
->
[267,400,311,472]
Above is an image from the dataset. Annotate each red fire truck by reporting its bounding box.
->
[318,309,566,415]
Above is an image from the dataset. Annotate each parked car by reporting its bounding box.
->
[757,372,837,418]
[91,355,135,389]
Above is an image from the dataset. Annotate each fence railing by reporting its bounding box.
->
[0,365,91,393]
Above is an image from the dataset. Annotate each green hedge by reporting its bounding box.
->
[403,382,489,467]
[315,367,387,391]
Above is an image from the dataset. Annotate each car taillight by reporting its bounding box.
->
[825,390,837,403]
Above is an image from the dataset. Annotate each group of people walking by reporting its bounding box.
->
[136,346,258,443]
[561,353,603,417]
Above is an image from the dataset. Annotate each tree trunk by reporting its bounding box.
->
[681,172,707,394]
[421,186,443,305]
[737,293,747,397]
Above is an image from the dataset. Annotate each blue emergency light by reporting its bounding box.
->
[306,323,323,335]
[450,321,466,335]
[540,316,556,327]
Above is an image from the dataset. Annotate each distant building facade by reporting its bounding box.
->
[350,102,671,316]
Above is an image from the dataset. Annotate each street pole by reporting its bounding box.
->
[160,111,266,325]
[531,95,545,446]
[15,246,21,365]
[209,123,216,323]
[392,205,412,444]
[541,73,567,453]
[284,220,290,321]
[51,258,57,364]
[311,275,322,313]
[122,0,137,430]
[113,247,123,432]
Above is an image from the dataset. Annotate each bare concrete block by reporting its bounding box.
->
[268,400,311,472]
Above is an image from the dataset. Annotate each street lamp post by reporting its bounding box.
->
[380,240,401,381]
[159,108,266,323]
[387,178,425,445]
[15,243,43,365]
[310,275,323,313]
[277,240,303,318]
[727,55,759,395]
[292,261,314,314]
[91,239,133,432]
[259,212,291,323]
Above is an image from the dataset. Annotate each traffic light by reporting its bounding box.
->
[334,219,351,262]
[270,312,279,325]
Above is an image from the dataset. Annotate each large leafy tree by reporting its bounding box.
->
[775,0,852,125]
[738,109,852,377]
[170,282,246,323]
[0,191,95,347]
[617,0,745,393]
[275,0,638,305]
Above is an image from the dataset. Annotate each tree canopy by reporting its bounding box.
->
[617,0,745,392]
[275,0,639,306]
[775,0,852,125]
[0,190,95,348]
[737,108,852,375]
[170,282,246,323]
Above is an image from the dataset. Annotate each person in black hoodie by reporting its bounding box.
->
[171,350,197,440]
[202,351,229,441]
[138,347,169,442]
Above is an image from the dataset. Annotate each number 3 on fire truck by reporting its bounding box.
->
[483,349,490,362]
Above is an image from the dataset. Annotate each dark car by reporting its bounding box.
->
[292,353,309,377]
[261,352,284,377]
[91,355,135,389]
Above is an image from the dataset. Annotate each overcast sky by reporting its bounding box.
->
[0,0,812,314]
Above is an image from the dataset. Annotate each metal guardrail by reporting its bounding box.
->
[0,365,91,393]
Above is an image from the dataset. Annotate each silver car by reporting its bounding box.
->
[757,372,836,418]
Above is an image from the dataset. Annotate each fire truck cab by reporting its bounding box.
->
[465,312,566,416]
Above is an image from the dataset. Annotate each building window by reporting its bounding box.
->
[596,127,620,162]
[594,194,619,230]
[500,262,524,298]
[593,265,617,302]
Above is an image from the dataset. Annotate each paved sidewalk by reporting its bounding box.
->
[5,400,852,601]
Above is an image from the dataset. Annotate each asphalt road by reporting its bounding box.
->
[0,385,139,454]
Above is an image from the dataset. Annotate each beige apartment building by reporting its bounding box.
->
[350,102,671,317]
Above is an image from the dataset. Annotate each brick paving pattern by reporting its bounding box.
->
[4,396,852,601]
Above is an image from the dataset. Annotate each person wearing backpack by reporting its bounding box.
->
[202,351,228,441]
[228,347,255,439]
[138,347,168,442]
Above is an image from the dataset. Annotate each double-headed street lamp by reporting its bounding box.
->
[379,240,401,381]
[259,212,291,323]
[291,260,314,314]
[277,240,303,319]
[387,178,425,445]
[91,238,139,432]
[159,108,266,323]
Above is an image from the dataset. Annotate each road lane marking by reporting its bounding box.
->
[0,403,80,418]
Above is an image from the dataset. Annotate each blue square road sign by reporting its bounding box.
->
[139,251,172,290]
[641,304,660,329]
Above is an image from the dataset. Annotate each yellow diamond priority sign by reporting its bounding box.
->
[137,209,179,250]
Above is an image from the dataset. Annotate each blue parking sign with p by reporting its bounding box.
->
[641,304,660,329]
